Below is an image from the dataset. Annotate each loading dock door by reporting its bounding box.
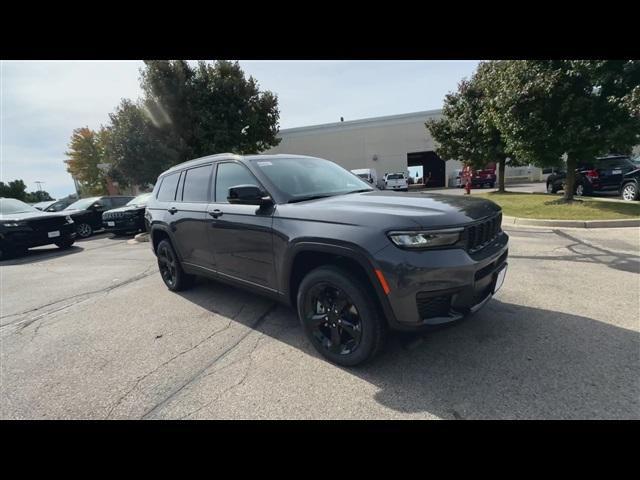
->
[407,151,446,188]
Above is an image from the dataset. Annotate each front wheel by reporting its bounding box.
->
[54,237,75,249]
[156,239,195,291]
[76,222,93,238]
[547,182,558,194]
[621,182,639,201]
[297,265,387,367]
[575,183,586,197]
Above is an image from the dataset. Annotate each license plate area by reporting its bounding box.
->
[48,230,60,238]
[107,221,115,227]
[493,264,507,294]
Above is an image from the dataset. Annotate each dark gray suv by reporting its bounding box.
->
[146,154,509,366]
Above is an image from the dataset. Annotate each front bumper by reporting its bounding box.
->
[102,217,144,232]
[0,223,76,250]
[374,231,509,331]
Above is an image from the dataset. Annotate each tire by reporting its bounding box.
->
[547,182,558,194]
[297,265,387,367]
[575,183,586,197]
[54,237,75,249]
[156,239,195,291]
[621,182,639,201]
[76,222,93,238]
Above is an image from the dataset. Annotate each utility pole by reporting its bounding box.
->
[35,181,44,192]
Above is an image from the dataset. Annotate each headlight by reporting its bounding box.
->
[1,221,27,228]
[388,228,462,249]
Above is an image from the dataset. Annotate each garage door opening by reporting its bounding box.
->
[407,151,445,188]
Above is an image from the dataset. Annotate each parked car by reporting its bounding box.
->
[382,172,409,191]
[63,195,134,238]
[546,155,637,196]
[350,168,378,186]
[620,168,640,201]
[453,168,496,188]
[146,154,509,366]
[43,197,76,212]
[102,193,152,235]
[0,198,76,260]
[32,200,57,211]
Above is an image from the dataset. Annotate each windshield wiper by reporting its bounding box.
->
[343,188,373,194]
[288,194,334,204]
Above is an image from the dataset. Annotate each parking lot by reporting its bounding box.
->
[1,225,639,420]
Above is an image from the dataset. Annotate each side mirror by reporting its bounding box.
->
[227,185,272,206]
[91,203,104,210]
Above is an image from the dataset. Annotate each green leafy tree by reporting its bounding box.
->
[105,99,181,187]
[426,71,518,193]
[482,60,640,201]
[0,179,28,201]
[25,190,54,202]
[65,127,109,195]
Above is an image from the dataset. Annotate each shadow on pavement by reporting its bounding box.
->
[0,245,84,266]
[178,278,639,419]
[510,229,640,274]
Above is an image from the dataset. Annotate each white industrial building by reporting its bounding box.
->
[265,109,543,188]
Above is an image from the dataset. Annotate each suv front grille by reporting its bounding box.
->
[416,292,452,320]
[27,217,66,232]
[103,211,126,220]
[465,213,502,253]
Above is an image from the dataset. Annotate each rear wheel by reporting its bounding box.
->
[156,239,194,291]
[297,265,386,367]
[76,222,93,238]
[621,182,639,201]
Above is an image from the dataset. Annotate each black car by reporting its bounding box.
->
[63,195,134,238]
[43,197,76,212]
[620,168,640,201]
[146,154,509,366]
[0,198,76,260]
[546,155,637,197]
[102,193,152,235]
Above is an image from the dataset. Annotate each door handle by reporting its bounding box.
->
[209,209,223,219]
[168,207,178,214]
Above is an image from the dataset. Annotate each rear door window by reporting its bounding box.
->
[181,164,213,202]
[157,172,181,202]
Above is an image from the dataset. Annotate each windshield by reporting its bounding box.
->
[45,200,69,212]
[251,157,372,202]
[387,174,404,180]
[0,198,39,215]
[65,197,100,211]
[126,193,152,206]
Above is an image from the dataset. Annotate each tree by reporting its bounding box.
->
[426,71,517,193]
[0,179,28,201]
[25,190,54,202]
[65,127,109,195]
[140,60,281,156]
[105,99,181,187]
[482,60,640,201]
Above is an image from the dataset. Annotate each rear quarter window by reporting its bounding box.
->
[157,172,181,202]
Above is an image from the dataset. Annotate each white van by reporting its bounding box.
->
[382,172,409,191]
[351,168,378,186]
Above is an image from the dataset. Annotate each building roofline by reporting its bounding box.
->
[277,109,443,136]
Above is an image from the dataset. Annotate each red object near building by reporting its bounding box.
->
[462,165,473,194]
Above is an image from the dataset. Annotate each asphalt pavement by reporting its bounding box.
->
[1,226,638,419]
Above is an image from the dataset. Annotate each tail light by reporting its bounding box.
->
[585,170,599,182]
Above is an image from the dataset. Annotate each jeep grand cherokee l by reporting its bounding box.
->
[1,197,76,260]
[146,154,509,366]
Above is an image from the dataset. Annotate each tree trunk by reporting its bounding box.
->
[498,158,506,193]
[563,155,577,202]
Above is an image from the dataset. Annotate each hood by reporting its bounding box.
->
[276,191,500,229]
[104,204,146,214]
[0,210,69,222]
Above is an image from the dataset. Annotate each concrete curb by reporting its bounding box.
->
[132,232,150,243]
[502,216,640,229]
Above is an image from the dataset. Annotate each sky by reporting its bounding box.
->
[1,60,479,199]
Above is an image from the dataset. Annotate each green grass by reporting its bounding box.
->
[476,192,640,220]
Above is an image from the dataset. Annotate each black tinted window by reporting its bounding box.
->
[97,198,112,209]
[157,172,181,201]
[182,165,212,202]
[215,163,260,203]
[112,197,132,207]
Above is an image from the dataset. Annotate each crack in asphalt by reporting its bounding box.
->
[138,302,278,420]
[0,267,156,331]
[104,307,243,420]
